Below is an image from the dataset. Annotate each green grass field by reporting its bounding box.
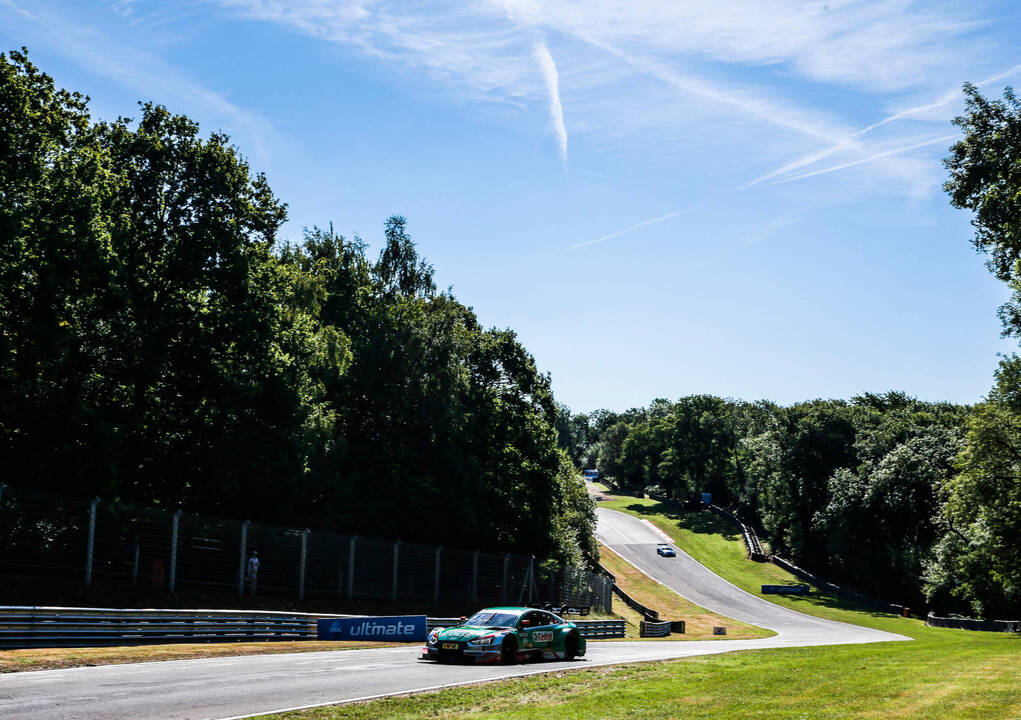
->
[261,495,1021,720]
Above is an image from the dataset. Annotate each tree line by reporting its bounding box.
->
[0,49,596,565]
[558,85,1021,619]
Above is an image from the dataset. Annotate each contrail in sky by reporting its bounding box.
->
[533,40,567,167]
[767,134,959,185]
[567,208,700,251]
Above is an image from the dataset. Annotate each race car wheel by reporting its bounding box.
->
[564,631,579,661]
[500,635,518,664]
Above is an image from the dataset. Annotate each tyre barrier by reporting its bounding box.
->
[926,613,1021,633]
[639,620,671,638]
[0,606,352,649]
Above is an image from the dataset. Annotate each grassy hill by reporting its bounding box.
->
[264,493,1020,719]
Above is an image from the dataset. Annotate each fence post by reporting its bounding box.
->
[392,540,400,602]
[169,509,182,593]
[502,554,511,604]
[299,529,310,600]
[238,520,249,595]
[471,550,479,604]
[131,538,140,585]
[84,497,99,586]
[347,536,357,601]
[433,546,442,604]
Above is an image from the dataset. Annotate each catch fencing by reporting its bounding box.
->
[0,485,611,613]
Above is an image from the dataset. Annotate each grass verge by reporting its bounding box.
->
[257,492,1020,719]
[0,640,397,673]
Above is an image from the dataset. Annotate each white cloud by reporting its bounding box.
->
[3,0,273,155]
[532,40,567,166]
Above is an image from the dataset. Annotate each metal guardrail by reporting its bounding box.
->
[426,617,461,631]
[612,585,659,621]
[1,608,628,649]
[0,606,358,649]
[709,504,767,562]
[573,619,626,639]
[926,613,1021,633]
[639,619,671,638]
[771,557,908,616]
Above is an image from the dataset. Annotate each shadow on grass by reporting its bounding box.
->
[619,502,740,542]
[777,590,909,620]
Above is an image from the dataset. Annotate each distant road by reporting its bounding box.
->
[596,506,907,645]
[0,509,907,720]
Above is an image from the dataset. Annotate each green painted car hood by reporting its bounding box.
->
[435,625,508,641]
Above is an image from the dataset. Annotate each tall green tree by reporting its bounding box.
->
[939,84,1021,615]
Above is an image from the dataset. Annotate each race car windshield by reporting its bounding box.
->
[464,611,519,627]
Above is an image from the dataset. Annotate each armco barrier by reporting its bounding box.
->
[926,613,1021,633]
[639,619,671,638]
[709,504,767,562]
[771,557,907,615]
[572,619,626,639]
[0,606,352,649]
[0,607,629,649]
[612,584,659,621]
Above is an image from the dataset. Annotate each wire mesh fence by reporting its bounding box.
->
[0,485,611,612]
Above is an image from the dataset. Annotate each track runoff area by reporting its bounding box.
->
[0,510,906,720]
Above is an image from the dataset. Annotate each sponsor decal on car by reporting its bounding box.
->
[532,630,553,642]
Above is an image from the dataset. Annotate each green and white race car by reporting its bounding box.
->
[421,606,586,664]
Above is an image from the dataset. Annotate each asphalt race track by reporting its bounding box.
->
[0,509,907,720]
[595,507,908,645]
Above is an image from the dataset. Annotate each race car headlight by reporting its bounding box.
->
[471,634,495,646]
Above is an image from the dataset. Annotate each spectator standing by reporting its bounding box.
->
[246,551,260,596]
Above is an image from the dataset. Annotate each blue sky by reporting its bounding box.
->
[3,0,1020,412]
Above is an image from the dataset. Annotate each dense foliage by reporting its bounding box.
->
[0,50,595,564]
[561,394,967,612]
[935,84,1021,617]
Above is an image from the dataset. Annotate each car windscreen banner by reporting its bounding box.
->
[317,615,427,642]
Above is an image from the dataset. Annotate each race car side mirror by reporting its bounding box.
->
[520,619,531,627]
